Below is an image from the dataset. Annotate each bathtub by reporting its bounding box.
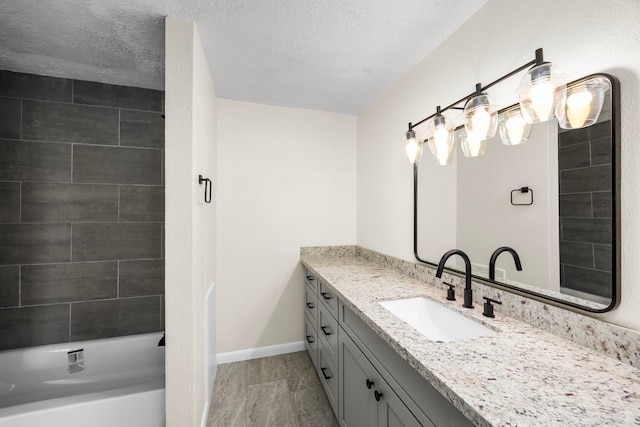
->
[0,332,165,427]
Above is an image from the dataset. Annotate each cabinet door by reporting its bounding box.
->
[376,376,425,427]
[339,329,377,427]
[304,314,318,368]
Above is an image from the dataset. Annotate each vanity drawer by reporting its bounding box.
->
[318,280,339,318]
[304,284,318,323]
[304,313,318,368]
[304,267,318,293]
[318,301,339,367]
[318,344,339,418]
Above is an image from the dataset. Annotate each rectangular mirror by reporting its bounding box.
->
[415,73,620,312]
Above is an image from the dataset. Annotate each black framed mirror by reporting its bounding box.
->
[414,73,620,313]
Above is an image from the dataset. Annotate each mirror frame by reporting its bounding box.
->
[413,73,620,313]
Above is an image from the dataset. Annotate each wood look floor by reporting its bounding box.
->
[206,351,338,427]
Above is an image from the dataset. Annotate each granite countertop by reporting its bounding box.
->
[301,255,640,427]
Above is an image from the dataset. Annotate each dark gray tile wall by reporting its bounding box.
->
[0,70,164,350]
[558,121,612,298]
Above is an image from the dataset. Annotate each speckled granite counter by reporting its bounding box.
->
[301,253,640,427]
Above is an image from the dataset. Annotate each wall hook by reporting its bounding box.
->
[198,175,212,204]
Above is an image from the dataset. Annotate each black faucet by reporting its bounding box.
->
[489,247,522,280]
[436,249,474,309]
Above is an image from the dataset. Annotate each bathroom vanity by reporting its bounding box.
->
[302,247,640,427]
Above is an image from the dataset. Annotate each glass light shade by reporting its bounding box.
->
[426,115,454,166]
[403,129,422,163]
[464,94,498,141]
[517,62,566,124]
[459,131,489,157]
[556,77,610,129]
[498,109,531,145]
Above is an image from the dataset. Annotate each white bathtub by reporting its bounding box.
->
[0,332,165,427]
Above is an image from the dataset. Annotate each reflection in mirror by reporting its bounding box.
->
[415,74,618,312]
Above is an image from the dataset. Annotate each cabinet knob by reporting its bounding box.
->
[321,326,332,336]
[321,367,331,380]
[366,379,374,389]
[306,275,314,281]
[374,390,383,402]
[321,292,333,300]
[305,335,314,344]
[306,302,315,309]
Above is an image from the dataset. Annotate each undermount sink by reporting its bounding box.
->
[379,297,497,343]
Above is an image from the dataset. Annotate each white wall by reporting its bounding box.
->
[216,99,357,353]
[357,0,640,330]
[456,122,558,289]
[165,17,217,427]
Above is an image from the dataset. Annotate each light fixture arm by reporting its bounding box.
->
[411,48,542,130]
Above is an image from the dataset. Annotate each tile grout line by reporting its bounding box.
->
[18,265,21,307]
[19,98,23,140]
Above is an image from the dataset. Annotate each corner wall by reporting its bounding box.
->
[165,17,217,427]
[216,99,357,354]
[357,0,640,330]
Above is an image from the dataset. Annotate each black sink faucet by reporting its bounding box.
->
[489,247,523,280]
[436,249,474,309]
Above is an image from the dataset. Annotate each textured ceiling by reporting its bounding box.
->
[0,0,486,114]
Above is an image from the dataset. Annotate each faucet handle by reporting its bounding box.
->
[483,297,502,318]
[444,282,456,301]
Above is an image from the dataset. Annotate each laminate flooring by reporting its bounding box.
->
[206,351,338,427]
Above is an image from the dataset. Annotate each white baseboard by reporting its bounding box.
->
[200,401,210,427]
[216,341,305,365]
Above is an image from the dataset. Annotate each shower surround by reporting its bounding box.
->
[0,70,165,351]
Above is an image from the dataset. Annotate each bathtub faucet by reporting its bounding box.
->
[158,333,165,347]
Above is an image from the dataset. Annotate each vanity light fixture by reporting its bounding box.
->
[498,107,531,145]
[403,48,609,165]
[556,77,610,129]
[425,106,454,166]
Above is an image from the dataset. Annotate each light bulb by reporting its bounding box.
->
[426,113,454,166]
[566,90,593,128]
[466,134,482,157]
[529,80,555,121]
[460,131,488,157]
[434,126,450,166]
[405,138,421,164]
[506,115,526,145]
[471,108,491,141]
[499,109,531,146]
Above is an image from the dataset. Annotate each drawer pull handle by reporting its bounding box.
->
[374,390,383,402]
[366,379,374,389]
[321,326,332,336]
[306,335,315,344]
[306,302,315,309]
[321,292,333,300]
[321,367,331,380]
[306,275,314,280]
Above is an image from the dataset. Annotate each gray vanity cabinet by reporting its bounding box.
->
[304,268,319,368]
[317,278,340,418]
[303,267,472,427]
[339,329,424,427]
